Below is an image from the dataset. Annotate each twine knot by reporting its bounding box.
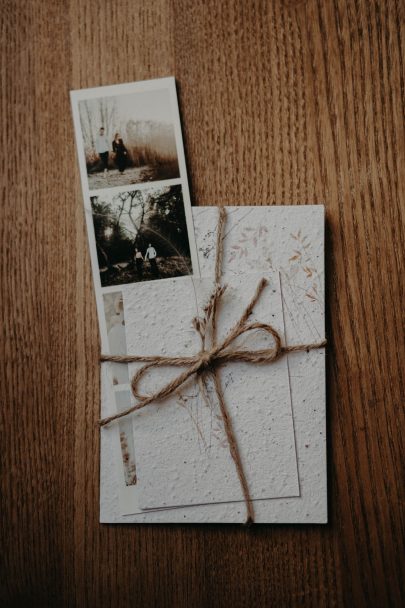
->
[198,350,215,371]
[99,208,326,524]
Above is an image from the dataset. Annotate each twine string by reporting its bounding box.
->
[99,207,326,524]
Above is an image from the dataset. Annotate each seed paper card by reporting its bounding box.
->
[100,205,326,523]
[124,271,300,509]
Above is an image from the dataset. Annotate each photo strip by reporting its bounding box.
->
[70,77,199,287]
[71,78,200,503]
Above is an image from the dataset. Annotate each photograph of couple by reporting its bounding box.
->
[79,89,180,190]
[91,184,193,287]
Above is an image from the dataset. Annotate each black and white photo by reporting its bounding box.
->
[91,184,194,287]
[76,87,180,189]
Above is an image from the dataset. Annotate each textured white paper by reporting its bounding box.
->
[100,205,326,523]
[124,272,300,509]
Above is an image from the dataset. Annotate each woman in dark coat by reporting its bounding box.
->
[134,248,144,279]
[112,133,128,173]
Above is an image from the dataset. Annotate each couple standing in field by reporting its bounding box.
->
[134,244,159,279]
[95,127,128,174]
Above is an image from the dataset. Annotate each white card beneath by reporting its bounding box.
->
[100,205,326,523]
[124,271,300,509]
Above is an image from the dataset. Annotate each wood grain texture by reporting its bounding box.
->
[1,0,404,606]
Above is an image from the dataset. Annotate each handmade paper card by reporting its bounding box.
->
[100,205,326,524]
[124,271,300,509]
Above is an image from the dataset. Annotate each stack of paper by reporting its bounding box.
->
[71,78,326,524]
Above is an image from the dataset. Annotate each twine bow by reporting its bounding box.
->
[100,208,326,524]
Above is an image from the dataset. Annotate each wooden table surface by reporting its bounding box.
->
[1,1,404,606]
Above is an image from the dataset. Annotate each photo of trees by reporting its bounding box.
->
[91,184,193,287]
